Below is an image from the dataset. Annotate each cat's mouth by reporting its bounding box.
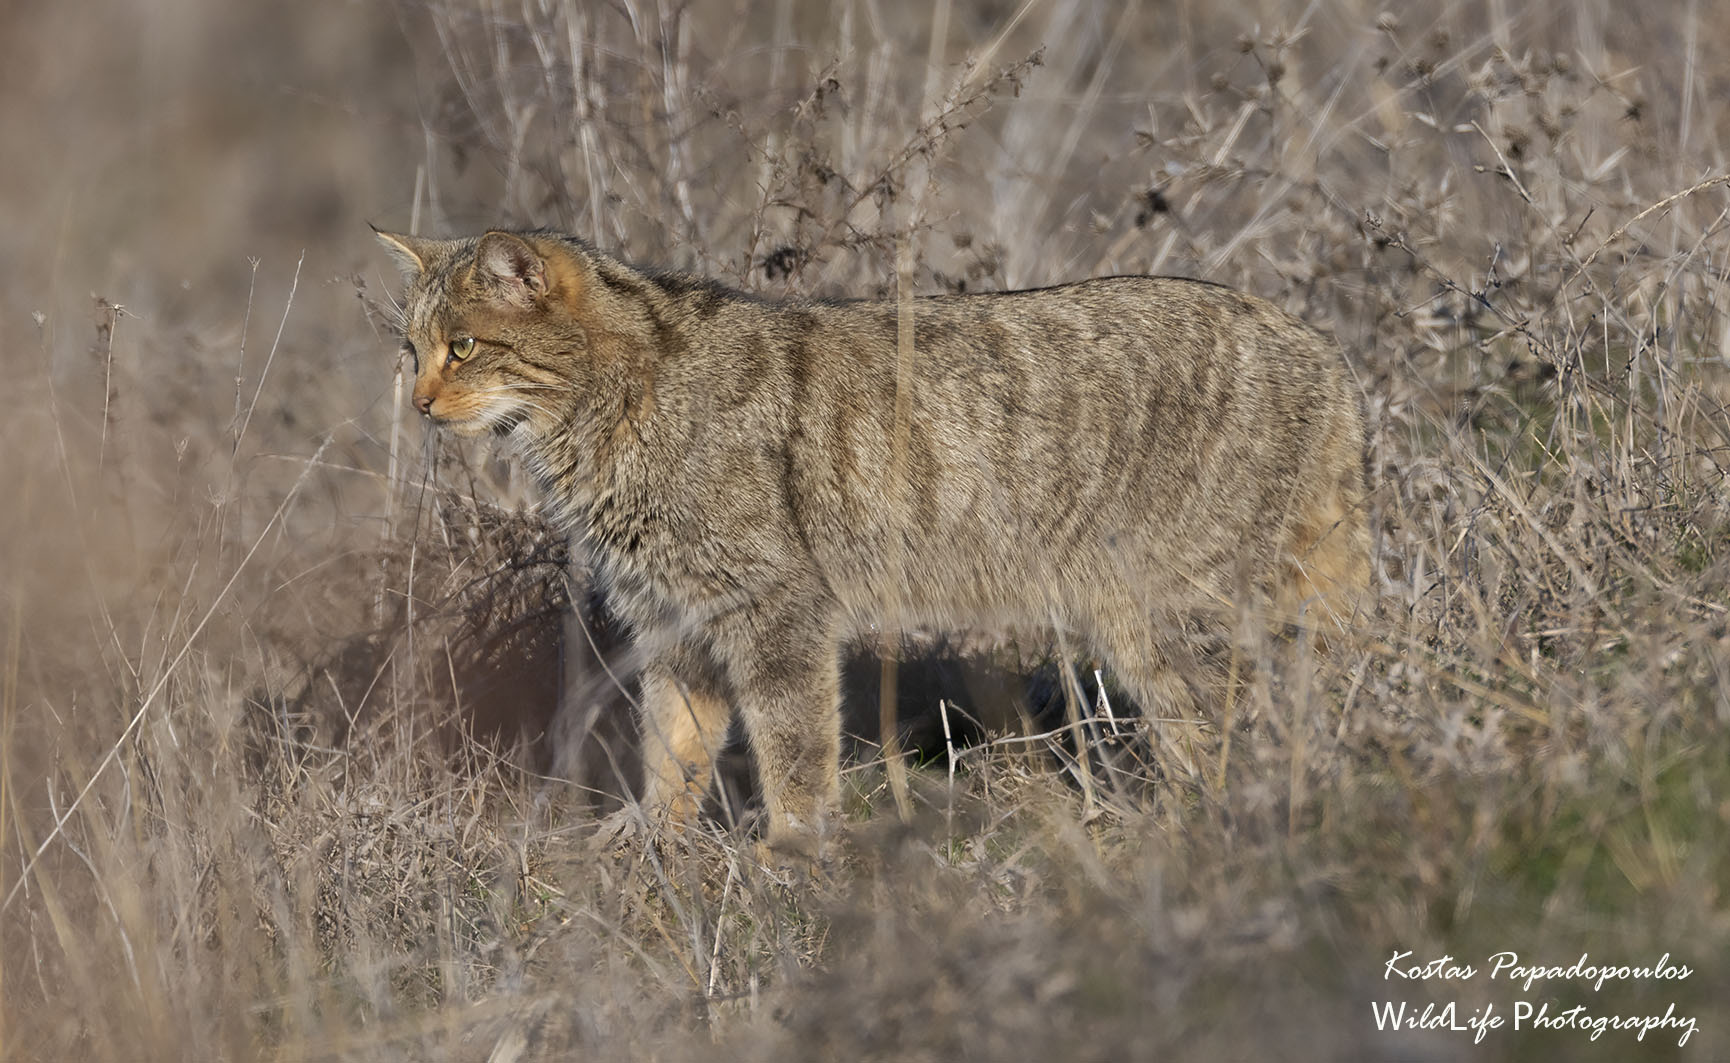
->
[427,402,529,439]
[434,415,524,440]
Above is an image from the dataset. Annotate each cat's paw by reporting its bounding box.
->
[587,807,649,854]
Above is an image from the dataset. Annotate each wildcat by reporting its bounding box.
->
[375,227,1369,848]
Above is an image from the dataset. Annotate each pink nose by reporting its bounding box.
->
[414,391,433,415]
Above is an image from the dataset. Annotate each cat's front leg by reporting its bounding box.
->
[635,637,733,830]
[706,588,843,851]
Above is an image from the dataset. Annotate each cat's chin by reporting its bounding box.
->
[434,415,529,441]
[436,420,493,439]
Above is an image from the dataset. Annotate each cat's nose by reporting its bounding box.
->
[414,392,433,416]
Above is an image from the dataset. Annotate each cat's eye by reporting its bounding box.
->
[401,341,419,373]
[448,337,477,363]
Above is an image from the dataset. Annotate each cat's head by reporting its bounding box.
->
[373,228,591,438]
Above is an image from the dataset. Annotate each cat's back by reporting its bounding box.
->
[651,272,1364,620]
[684,274,1347,400]
[694,274,1357,458]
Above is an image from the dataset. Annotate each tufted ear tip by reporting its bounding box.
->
[373,227,436,279]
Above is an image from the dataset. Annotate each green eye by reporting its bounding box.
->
[449,337,477,361]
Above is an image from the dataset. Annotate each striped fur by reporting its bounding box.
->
[376,227,1370,847]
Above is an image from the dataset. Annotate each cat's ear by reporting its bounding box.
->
[473,231,550,308]
[372,226,437,280]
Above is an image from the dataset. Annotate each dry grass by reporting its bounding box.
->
[3,0,1729,1059]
